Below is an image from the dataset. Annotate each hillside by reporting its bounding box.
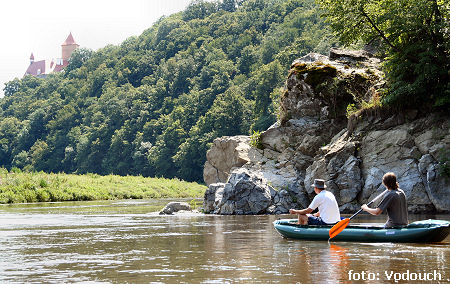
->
[0,0,338,182]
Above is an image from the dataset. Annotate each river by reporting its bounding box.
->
[0,199,449,283]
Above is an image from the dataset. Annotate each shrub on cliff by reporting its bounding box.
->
[317,0,449,110]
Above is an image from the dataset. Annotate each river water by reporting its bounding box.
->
[0,199,449,283]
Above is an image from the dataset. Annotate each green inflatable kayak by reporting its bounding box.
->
[273,219,450,243]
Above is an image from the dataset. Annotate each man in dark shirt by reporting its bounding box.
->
[361,172,408,227]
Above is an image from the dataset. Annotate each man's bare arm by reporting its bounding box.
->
[289,208,313,215]
[361,204,382,216]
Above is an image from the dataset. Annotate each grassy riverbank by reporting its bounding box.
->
[0,168,207,204]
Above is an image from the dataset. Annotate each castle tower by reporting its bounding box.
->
[25,32,80,77]
[61,32,79,62]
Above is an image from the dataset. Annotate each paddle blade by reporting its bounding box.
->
[329,218,350,239]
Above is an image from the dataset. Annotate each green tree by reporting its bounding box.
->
[65,48,93,75]
[251,60,284,130]
[12,151,30,170]
[174,86,251,181]
[0,117,22,168]
[103,123,134,175]
[238,45,257,74]
[132,132,153,176]
[221,0,238,12]
[29,140,49,171]
[183,0,218,21]
[3,78,21,97]
[148,120,187,178]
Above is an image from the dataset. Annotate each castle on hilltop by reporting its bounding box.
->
[25,32,79,78]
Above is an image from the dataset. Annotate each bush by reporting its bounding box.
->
[250,130,263,149]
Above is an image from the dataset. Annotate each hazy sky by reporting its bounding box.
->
[0,0,194,97]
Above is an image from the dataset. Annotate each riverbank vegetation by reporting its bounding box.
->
[0,168,206,204]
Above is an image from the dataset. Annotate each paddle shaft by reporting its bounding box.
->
[348,189,388,220]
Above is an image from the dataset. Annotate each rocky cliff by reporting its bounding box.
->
[203,49,450,215]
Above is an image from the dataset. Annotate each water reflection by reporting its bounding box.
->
[329,244,350,282]
[0,200,448,283]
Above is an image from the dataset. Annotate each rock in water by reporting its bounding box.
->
[160,202,192,215]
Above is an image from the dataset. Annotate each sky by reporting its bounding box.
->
[0,0,194,97]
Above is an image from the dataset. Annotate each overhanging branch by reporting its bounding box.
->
[359,6,419,63]
[359,8,400,53]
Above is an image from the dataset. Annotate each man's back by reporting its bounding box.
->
[309,190,341,224]
[378,189,408,227]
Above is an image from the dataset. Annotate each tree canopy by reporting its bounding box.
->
[0,0,338,182]
[317,0,450,108]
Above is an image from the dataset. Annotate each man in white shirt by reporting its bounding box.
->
[289,179,341,225]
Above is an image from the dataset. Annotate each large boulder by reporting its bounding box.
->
[203,136,251,186]
[203,168,310,215]
[280,50,383,125]
[305,132,362,210]
[347,114,448,212]
[160,202,192,215]
[203,168,275,215]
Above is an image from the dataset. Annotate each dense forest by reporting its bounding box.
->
[0,0,338,182]
[1,0,448,183]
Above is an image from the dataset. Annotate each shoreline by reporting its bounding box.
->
[0,169,207,204]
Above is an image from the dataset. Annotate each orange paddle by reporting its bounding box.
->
[329,189,388,239]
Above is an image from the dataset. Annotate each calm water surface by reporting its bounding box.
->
[0,199,449,283]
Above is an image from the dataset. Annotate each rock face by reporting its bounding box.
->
[307,115,450,213]
[203,136,251,185]
[203,168,309,214]
[203,49,450,214]
[204,168,273,214]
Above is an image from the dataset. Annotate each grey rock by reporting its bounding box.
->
[203,136,251,186]
[339,202,361,214]
[329,48,371,61]
[418,155,450,211]
[203,169,273,215]
[160,202,192,215]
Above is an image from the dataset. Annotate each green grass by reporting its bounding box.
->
[0,168,207,204]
